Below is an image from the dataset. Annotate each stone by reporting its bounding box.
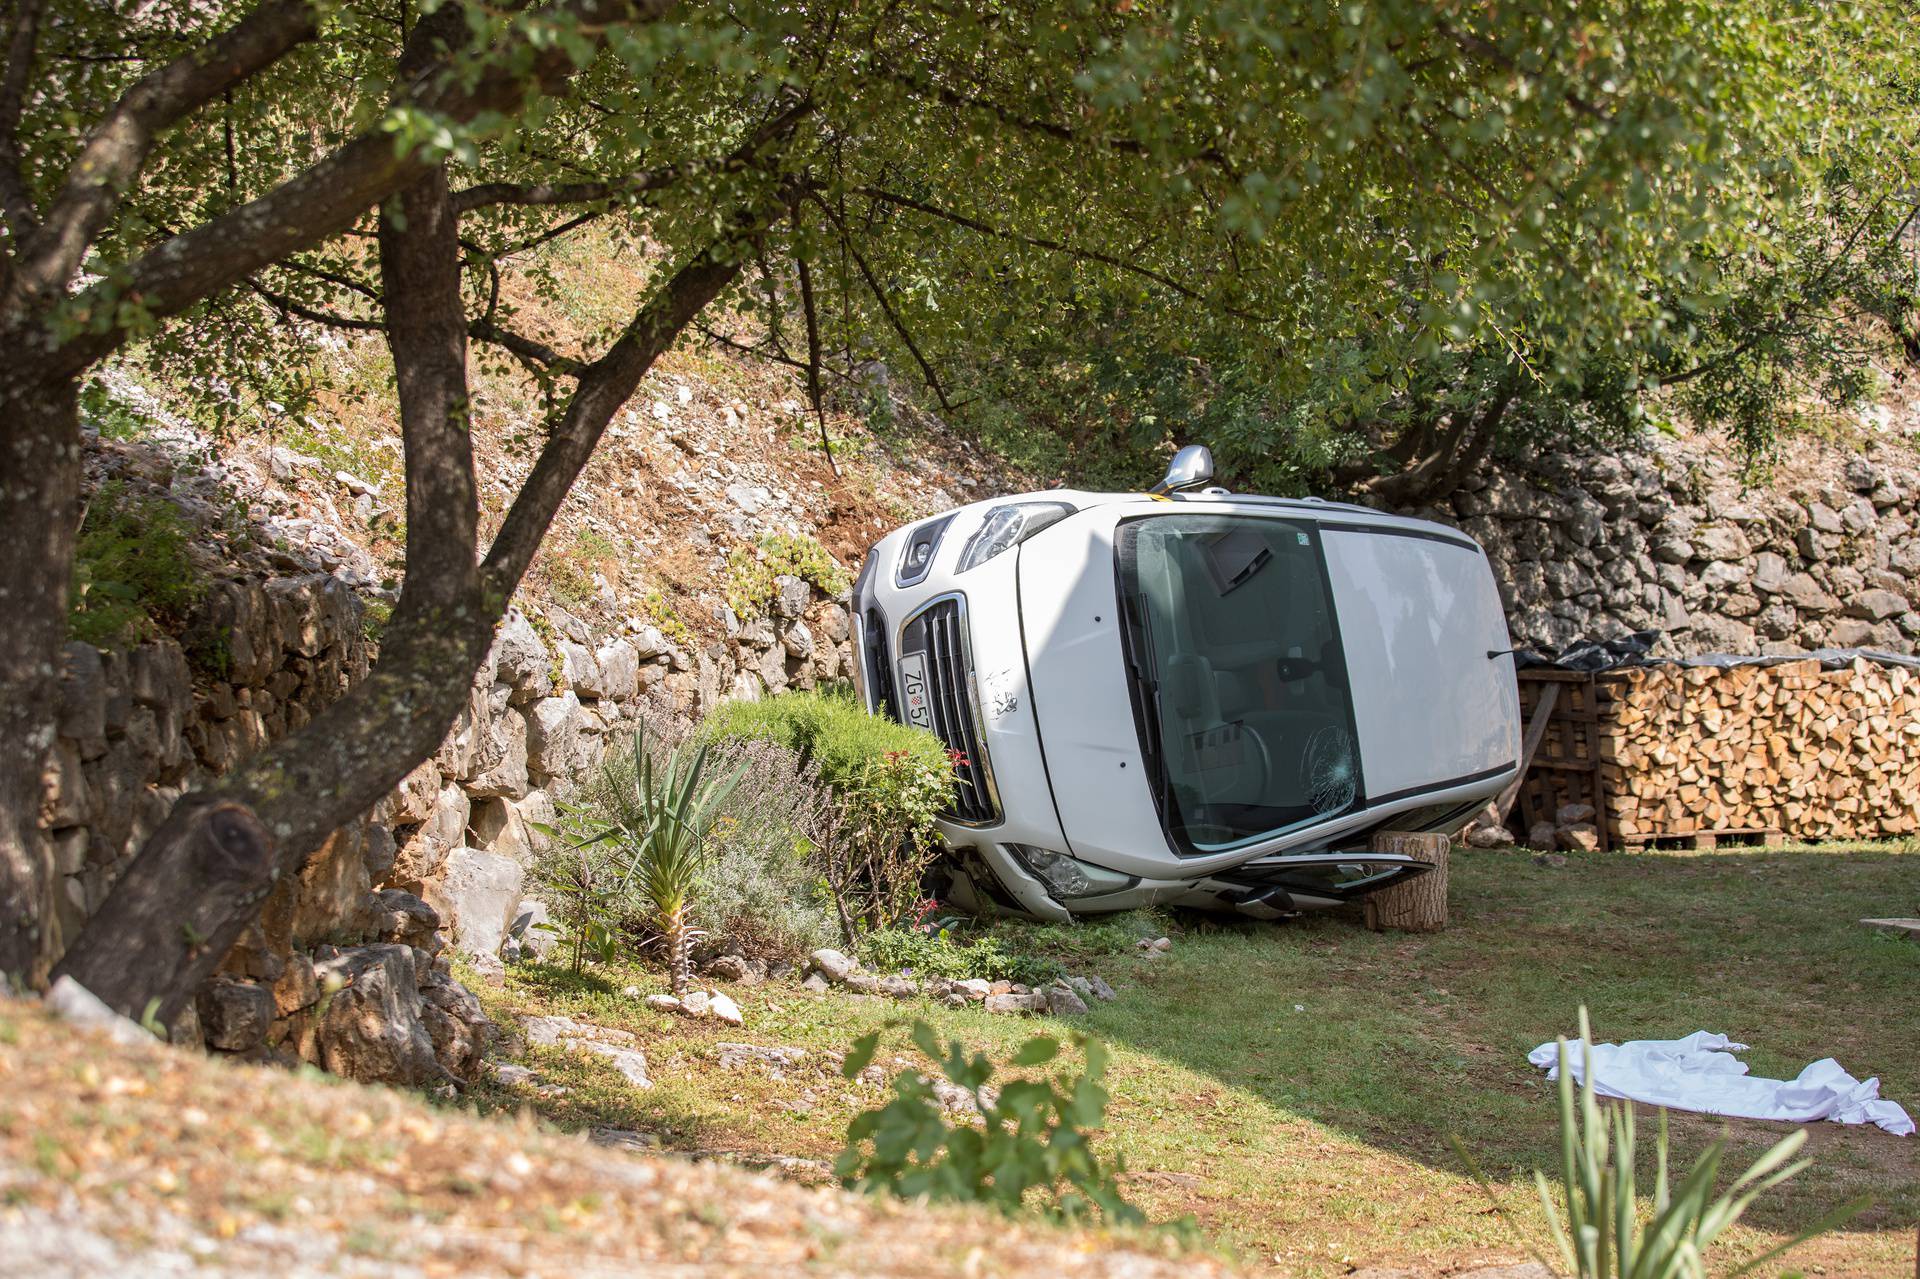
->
[706,992,744,1025]
[800,972,830,994]
[951,978,991,1001]
[57,641,107,754]
[706,954,754,983]
[1692,525,1750,561]
[781,619,815,661]
[311,944,443,1086]
[373,888,441,949]
[1780,572,1840,614]
[1087,975,1117,1001]
[646,993,683,1011]
[557,640,599,694]
[1808,500,1844,533]
[589,638,640,701]
[717,1043,806,1075]
[271,953,320,1016]
[590,1127,662,1152]
[468,796,533,859]
[440,847,525,959]
[773,574,811,620]
[984,992,1048,1015]
[467,701,530,798]
[808,948,856,982]
[197,979,275,1052]
[1847,588,1907,622]
[1466,824,1514,848]
[876,975,919,999]
[1527,821,1558,851]
[1555,802,1596,826]
[525,691,592,784]
[680,990,712,1017]
[1046,985,1090,1016]
[490,1062,538,1086]
[508,896,556,960]
[489,610,551,697]
[1830,618,1875,647]
[1751,551,1790,594]
[289,823,375,948]
[419,975,490,1082]
[510,789,557,853]
[1559,823,1602,852]
[843,974,881,994]
[44,976,154,1048]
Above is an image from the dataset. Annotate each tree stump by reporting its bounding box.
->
[1362,831,1450,932]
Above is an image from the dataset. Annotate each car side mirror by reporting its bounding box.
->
[1150,443,1215,495]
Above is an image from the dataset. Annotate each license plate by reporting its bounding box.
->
[897,653,933,730]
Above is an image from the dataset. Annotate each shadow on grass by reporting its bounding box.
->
[1065,845,1919,1237]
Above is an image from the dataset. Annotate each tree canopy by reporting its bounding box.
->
[2,0,1915,999]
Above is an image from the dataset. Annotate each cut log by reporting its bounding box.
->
[1363,831,1450,933]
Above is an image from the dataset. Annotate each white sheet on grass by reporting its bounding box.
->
[1527,1031,1913,1136]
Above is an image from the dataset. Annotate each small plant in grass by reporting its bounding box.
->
[859,923,1062,987]
[1460,1007,1864,1279]
[836,1021,1143,1227]
[523,827,631,974]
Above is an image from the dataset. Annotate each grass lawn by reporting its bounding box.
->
[466,844,1920,1277]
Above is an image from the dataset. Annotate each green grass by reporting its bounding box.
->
[468,844,1920,1277]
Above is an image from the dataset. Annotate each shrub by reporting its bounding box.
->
[836,1021,1142,1227]
[702,689,952,937]
[859,924,1063,987]
[523,825,631,974]
[69,481,205,649]
[695,735,844,961]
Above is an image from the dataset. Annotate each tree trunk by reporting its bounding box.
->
[1363,831,1450,932]
[0,368,81,986]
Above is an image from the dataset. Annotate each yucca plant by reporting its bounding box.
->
[1466,1008,1864,1279]
[618,735,743,995]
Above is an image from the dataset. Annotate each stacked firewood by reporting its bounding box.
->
[1596,657,1920,841]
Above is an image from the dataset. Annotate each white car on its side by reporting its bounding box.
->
[851,446,1522,921]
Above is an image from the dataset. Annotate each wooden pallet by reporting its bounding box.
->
[1615,826,1786,852]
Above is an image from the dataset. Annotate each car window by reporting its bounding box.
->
[1117,513,1363,852]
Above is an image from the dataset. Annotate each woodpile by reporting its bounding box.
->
[1596,657,1920,842]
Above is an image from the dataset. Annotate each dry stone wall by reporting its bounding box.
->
[45,473,854,1089]
[1421,431,1920,659]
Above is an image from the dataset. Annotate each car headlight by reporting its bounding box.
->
[956,502,1075,573]
[1008,844,1136,899]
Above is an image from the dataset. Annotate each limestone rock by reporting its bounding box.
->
[198,979,275,1052]
[311,944,443,1086]
[525,691,592,784]
[440,846,525,959]
[1847,588,1907,622]
[373,888,441,950]
[808,948,856,982]
[467,700,530,798]
[419,973,490,1082]
[489,611,551,698]
[1527,821,1558,851]
[1466,824,1514,848]
[468,796,533,859]
[984,992,1047,1015]
[1046,985,1090,1016]
[951,978,990,1002]
[706,992,744,1026]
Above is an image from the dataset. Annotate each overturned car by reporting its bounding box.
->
[851,446,1522,921]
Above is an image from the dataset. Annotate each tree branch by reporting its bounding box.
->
[852,183,1273,322]
[807,189,957,414]
[481,211,778,595]
[0,0,45,241]
[39,0,680,381]
[8,0,325,310]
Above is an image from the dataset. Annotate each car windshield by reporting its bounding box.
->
[1116,512,1363,852]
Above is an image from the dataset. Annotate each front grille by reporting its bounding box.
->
[900,598,998,824]
[865,606,899,720]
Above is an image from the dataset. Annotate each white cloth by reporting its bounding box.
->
[1527,1031,1913,1137]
